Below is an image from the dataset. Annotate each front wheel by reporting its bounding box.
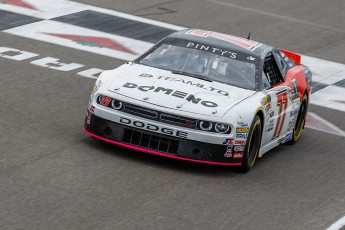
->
[287,94,308,144]
[239,115,262,173]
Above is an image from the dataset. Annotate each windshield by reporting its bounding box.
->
[138,41,258,90]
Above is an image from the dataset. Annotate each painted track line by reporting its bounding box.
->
[305,112,345,137]
[326,216,345,230]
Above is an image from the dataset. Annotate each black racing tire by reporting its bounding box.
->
[287,94,308,144]
[239,115,262,173]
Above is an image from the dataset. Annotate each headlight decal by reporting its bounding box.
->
[199,121,213,131]
[215,123,230,133]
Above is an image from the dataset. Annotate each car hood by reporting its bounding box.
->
[105,63,256,117]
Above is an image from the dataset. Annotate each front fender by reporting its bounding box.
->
[222,93,266,144]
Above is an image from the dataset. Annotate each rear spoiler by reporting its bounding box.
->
[278,49,301,65]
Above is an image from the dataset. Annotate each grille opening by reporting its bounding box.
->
[123,129,132,143]
[160,113,196,127]
[140,133,150,148]
[124,104,158,119]
[193,148,200,154]
[131,131,141,145]
[122,128,179,154]
[168,141,179,154]
[104,127,113,136]
[158,138,169,152]
[149,136,160,150]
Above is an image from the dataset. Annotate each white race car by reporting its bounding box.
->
[84,29,312,172]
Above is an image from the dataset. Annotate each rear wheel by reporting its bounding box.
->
[288,94,308,144]
[239,115,262,173]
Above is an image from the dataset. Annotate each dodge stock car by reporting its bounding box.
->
[84,29,312,172]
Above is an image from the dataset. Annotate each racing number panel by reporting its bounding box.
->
[262,53,296,142]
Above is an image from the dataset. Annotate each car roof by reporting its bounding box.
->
[167,29,273,58]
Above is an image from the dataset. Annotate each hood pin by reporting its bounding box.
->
[176,103,182,108]
[143,97,149,100]
[212,109,217,115]
[114,87,120,90]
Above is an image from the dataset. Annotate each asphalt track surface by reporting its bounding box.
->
[1,1,345,229]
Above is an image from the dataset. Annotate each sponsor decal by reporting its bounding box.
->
[233,152,244,159]
[119,117,188,139]
[269,110,274,117]
[224,146,233,158]
[236,133,248,138]
[42,33,137,55]
[289,79,299,101]
[98,95,112,106]
[237,121,248,127]
[262,98,268,105]
[287,119,295,131]
[284,131,293,142]
[93,81,101,93]
[236,127,249,133]
[139,73,153,78]
[187,29,262,51]
[223,138,234,145]
[186,41,237,59]
[265,103,271,111]
[262,95,271,105]
[266,123,274,132]
[122,82,218,108]
[139,74,231,97]
[234,145,245,152]
[93,84,98,92]
[290,107,299,117]
[234,140,245,145]
[85,110,91,124]
[302,66,312,86]
[277,136,285,144]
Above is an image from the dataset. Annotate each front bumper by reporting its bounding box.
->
[84,112,242,166]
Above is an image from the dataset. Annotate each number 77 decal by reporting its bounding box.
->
[273,90,288,139]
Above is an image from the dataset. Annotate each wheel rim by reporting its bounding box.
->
[247,121,261,166]
[294,98,307,139]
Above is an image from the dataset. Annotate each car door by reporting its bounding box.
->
[261,52,297,145]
